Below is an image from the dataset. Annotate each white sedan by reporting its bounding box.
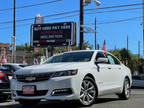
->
[10,50,132,106]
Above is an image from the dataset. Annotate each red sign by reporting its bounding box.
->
[23,86,35,94]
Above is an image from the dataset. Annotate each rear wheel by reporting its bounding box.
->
[79,76,97,106]
[18,99,40,106]
[118,78,131,100]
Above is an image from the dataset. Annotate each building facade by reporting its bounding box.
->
[0,43,10,63]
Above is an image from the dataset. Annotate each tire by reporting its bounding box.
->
[117,78,131,100]
[18,99,40,106]
[79,76,97,106]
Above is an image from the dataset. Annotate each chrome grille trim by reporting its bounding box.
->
[16,73,53,82]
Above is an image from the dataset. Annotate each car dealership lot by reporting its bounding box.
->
[0,89,144,108]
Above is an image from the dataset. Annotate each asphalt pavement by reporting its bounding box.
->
[0,89,144,108]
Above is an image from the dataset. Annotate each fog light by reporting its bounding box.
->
[51,88,72,96]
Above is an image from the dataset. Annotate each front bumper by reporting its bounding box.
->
[0,82,11,95]
[11,76,81,101]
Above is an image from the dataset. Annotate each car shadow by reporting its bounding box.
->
[0,97,122,108]
[95,97,120,104]
[131,87,144,89]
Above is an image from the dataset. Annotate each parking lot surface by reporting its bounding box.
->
[0,89,144,108]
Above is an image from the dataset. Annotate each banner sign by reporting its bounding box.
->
[31,22,77,47]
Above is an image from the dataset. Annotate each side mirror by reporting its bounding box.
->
[95,58,108,64]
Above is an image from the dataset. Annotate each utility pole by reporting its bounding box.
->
[127,35,128,51]
[12,0,16,63]
[79,0,84,50]
[97,44,99,50]
[114,45,116,50]
[95,17,97,50]
[138,40,140,58]
[142,0,144,57]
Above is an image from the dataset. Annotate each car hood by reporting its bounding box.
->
[15,62,91,75]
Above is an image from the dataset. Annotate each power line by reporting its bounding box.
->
[0,0,63,12]
[0,15,142,30]
[0,3,143,27]
[0,5,142,25]
[85,7,141,14]
[98,16,142,24]
[0,2,143,24]
[0,2,142,13]
[0,10,79,25]
[85,2,143,12]
[85,16,142,25]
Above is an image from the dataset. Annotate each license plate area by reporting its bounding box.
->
[22,85,35,94]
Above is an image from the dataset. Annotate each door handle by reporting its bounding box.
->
[108,67,111,69]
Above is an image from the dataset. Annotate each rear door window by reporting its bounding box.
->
[107,54,120,65]
[107,55,115,64]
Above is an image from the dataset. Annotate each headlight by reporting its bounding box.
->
[51,70,78,78]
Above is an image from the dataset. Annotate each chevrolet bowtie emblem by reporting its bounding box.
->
[25,77,36,81]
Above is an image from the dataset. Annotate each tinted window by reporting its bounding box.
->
[0,66,10,70]
[0,65,12,74]
[96,52,106,60]
[44,51,94,64]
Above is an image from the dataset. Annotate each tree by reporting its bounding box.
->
[54,41,93,54]
[110,48,141,74]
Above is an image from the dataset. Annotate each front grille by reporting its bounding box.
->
[17,90,48,96]
[16,73,52,82]
[0,83,10,89]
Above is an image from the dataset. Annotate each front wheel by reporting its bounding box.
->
[18,99,40,106]
[117,78,131,100]
[79,76,97,106]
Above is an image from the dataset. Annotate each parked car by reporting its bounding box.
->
[132,75,144,88]
[11,50,132,106]
[0,63,28,100]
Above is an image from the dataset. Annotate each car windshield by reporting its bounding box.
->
[44,51,94,64]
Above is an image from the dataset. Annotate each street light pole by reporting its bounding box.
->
[79,0,84,50]
[79,0,101,50]
[12,0,16,63]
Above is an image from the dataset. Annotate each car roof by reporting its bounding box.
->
[63,50,106,53]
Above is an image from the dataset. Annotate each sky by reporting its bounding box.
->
[0,0,143,55]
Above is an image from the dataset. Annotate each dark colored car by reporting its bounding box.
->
[0,63,28,100]
[132,75,144,88]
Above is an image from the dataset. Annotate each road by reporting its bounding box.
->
[0,89,144,108]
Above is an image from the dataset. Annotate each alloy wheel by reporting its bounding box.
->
[80,79,96,106]
[124,80,130,98]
